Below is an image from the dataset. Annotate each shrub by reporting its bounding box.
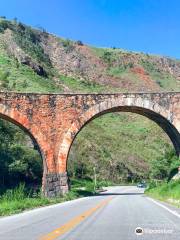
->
[149,149,179,180]
[0,19,11,33]
[127,62,134,68]
[76,40,83,46]
[62,39,75,53]
[101,51,114,66]
[156,80,163,88]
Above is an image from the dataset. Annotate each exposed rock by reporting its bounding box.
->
[21,56,47,77]
[1,29,47,77]
[0,23,180,91]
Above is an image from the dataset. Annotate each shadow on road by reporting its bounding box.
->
[96,192,144,196]
[73,188,144,198]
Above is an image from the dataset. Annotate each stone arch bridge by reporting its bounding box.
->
[0,92,179,197]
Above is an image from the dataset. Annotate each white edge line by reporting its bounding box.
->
[0,186,133,221]
[147,197,180,219]
[0,196,92,222]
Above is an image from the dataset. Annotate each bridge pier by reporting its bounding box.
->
[0,92,179,198]
[43,172,69,198]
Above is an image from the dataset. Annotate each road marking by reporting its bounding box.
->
[39,197,113,240]
[147,197,180,218]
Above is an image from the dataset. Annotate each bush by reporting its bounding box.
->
[101,51,115,67]
[0,19,11,33]
[62,39,75,53]
[76,40,83,46]
[0,119,43,190]
[156,80,163,88]
[149,149,179,180]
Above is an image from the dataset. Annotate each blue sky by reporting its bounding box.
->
[1,0,180,58]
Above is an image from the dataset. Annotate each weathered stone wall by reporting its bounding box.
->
[0,92,179,197]
[43,173,69,197]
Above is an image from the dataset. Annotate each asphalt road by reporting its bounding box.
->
[0,186,180,240]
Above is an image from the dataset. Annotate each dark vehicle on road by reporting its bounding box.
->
[137,182,147,188]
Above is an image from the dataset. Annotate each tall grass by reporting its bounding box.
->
[1,183,27,201]
[145,180,180,207]
[0,183,53,216]
[0,179,101,216]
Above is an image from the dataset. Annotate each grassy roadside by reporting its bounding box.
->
[145,180,180,208]
[0,179,115,216]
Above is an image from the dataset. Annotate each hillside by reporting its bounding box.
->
[0,18,179,182]
[0,18,180,93]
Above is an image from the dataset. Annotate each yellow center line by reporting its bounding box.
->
[39,197,113,240]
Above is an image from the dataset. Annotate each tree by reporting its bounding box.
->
[0,119,42,190]
[150,149,179,180]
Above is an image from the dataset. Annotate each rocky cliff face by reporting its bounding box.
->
[40,33,180,91]
[0,18,180,93]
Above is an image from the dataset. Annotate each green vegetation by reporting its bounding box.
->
[59,74,108,93]
[91,46,127,58]
[151,71,179,90]
[61,39,75,53]
[0,119,42,194]
[68,113,173,183]
[0,18,180,215]
[101,51,116,67]
[107,66,140,88]
[0,111,176,216]
[90,47,110,57]
[140,59,158,73]
[145,180,180,207]
[149,149,179,180]
[140,59,179,90]
[0,179,109,216]
[92,46,180,91]
[145,150,180,207]
[0,19,50,67]
[0,53,61,92]
[107,66,127,76]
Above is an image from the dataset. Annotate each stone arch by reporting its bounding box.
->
[0,107,49,193]
[57,97,180,173]
[0,113,43,157]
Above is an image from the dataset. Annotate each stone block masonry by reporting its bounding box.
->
[0,92,179,197]
[43,173,69,197]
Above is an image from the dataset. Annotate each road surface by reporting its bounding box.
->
[0,186,180,239]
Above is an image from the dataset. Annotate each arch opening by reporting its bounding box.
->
[67,107,180,189]
[0,113,44,196]
[0,112,44,161]
[67,106,180,168]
